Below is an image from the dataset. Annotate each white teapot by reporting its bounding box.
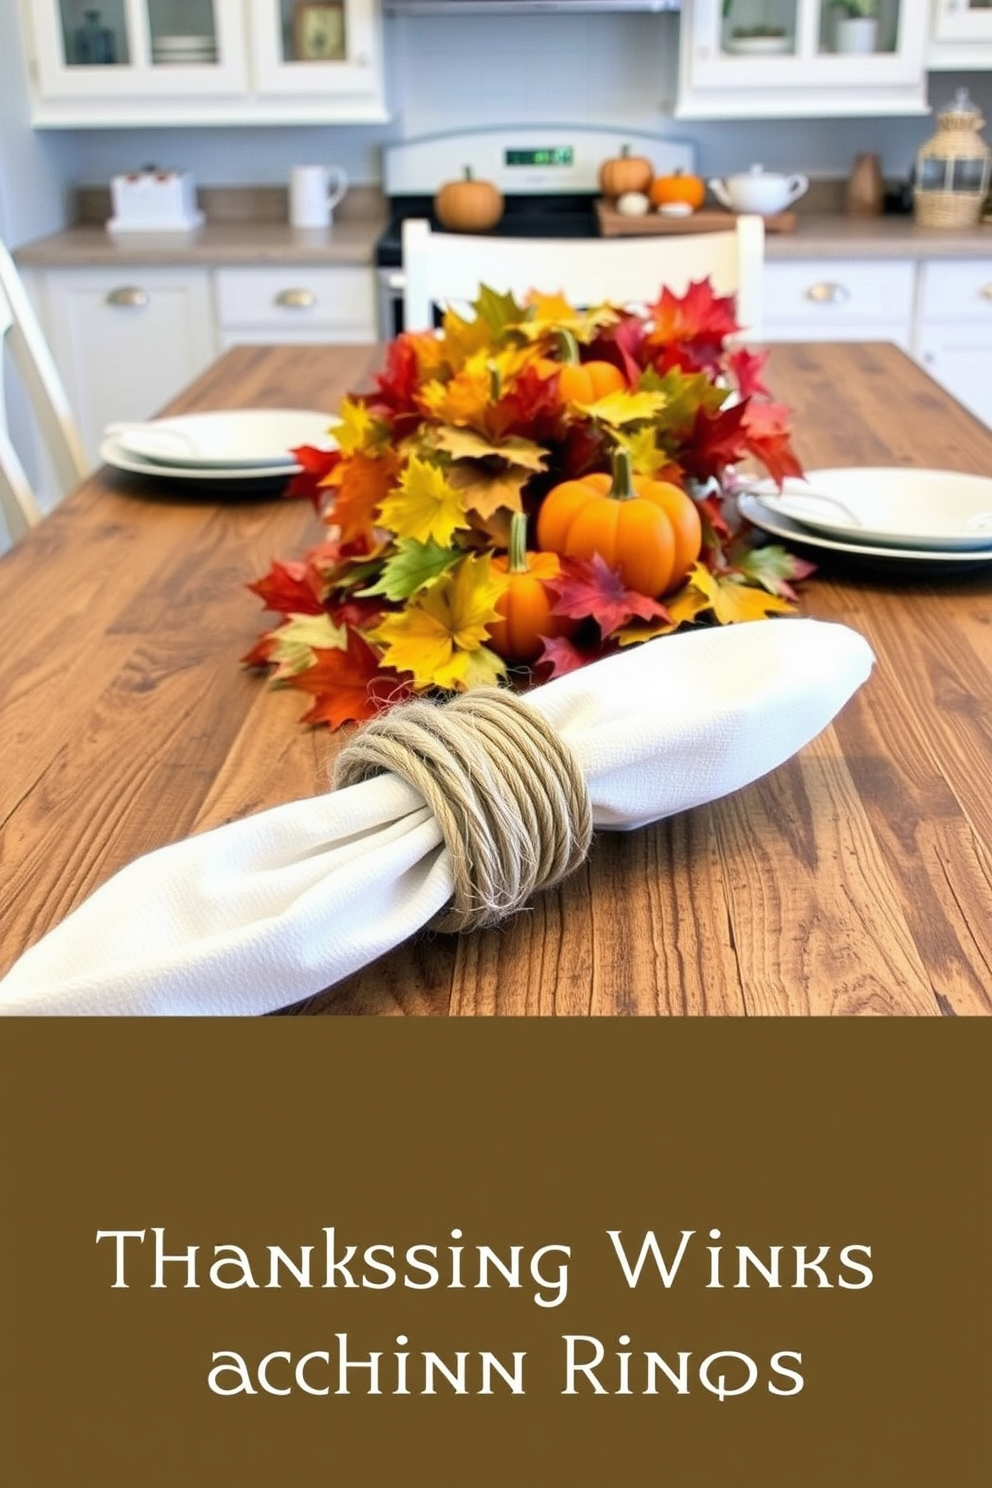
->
[708,164,809,215]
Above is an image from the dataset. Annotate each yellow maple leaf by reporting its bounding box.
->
[683,563,797,625]
[377,455,469,547]
[430,425,549,471]
[575,388,669,426]
[516,294,619,344]
[265,612,347,677]
[370,553,507,693]
[439,304,496,365]
[333,397,389,457]
[614,426,669,479]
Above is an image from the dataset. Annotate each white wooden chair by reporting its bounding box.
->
[402,214,765,343]
[0,238,89,543]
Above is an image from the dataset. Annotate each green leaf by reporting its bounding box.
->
[736,542,816,600]
[472,285,525,340]
[359,538,462,602]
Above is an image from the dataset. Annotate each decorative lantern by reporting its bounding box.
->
[914,88,992,230]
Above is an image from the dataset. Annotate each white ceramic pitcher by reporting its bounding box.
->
[289,164,349,228]
[708,165,809,216]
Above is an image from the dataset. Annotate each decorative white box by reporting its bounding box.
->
[107,169,205,234]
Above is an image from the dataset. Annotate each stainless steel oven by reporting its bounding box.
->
[374,125,696,339]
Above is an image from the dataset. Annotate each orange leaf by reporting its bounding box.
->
[288,631,411,730]
[325,450,399,547]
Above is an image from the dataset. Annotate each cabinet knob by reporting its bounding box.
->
[275,288,317,309]
[805,282,850,305]
[981,283,992,301]
[106,286,150,308]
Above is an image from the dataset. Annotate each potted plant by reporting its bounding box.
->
[832,0,879,55]
[720,1,791,53]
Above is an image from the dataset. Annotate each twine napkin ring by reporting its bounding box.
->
[333,688,593,932]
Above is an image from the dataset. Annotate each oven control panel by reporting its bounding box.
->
[384,126,694,195]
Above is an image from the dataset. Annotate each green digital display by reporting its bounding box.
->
[505,148,574,168]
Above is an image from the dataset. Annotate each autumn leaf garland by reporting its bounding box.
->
[247,279,812,729]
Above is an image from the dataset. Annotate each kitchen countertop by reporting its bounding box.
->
[13,209,992,270]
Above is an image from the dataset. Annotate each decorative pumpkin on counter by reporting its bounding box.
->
[598,144,653,201]
[434,166,504,232]
[649,169,707,212]
[489,513,572,663]
[536,448,702,598]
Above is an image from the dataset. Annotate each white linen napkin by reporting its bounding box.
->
[0,619,873,1017]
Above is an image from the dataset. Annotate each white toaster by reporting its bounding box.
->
[107,168,205,233]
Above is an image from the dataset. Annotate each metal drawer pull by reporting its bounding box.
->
[106,286,150,308]
[981,284,992,301]
[805,282,850,305]
[275,288,317,309]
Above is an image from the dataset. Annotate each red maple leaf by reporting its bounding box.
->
[742,401,805,487]
[548,555,670,638]
[648,279,741,348]
[534,633,606,681]
[373,335,421,412]
[287,631,412,730]
[241,632,277,668]
[247,559,325,616]
[284,444,341,508]
[596,315,646,387]
[727,346,771,400]
[678,400,751,483]
[491,363,565,441]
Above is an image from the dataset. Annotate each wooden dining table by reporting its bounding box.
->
[2,340,991,1017]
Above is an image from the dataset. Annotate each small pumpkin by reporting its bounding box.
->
[536,448,702,598]
[554,328,626,404]
[434,166,504,233]
[489,512,572,663]
[649,168,707,212]
[598,144,653,201]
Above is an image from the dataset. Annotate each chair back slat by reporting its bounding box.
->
[401,216,765,343]
[0,239,89,542]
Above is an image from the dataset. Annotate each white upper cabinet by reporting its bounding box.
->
[927,0,992,69]
[20,0,388,125]
[677,0,929,118]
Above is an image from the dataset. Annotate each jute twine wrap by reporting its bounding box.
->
[333,688,593,932]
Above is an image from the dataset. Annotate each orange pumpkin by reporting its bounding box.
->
[536,449,702,598]
[598,145,653,201]
[489,513,572,662]
[649,169,707,211]
[435,167,504,233]
[553,327,626,404]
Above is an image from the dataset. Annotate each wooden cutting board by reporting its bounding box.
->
[596,201,797,236]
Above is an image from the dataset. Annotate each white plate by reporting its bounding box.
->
[100,432,304,484]
[110,409,337,470]
[738,493,992,572]
[747,468,992,552]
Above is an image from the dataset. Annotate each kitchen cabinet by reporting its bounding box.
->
[913,259,992,428]
[33,266,218,465]
[19,0,388,127]
[677,0,928,118]
[761,259,915,349]
[927,0,992,69]
[215,265,377,348]
[26,260,377,462]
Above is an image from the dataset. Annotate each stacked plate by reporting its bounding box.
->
[738,467,992,574]
[99,409,337,491]
[152,33,218,66]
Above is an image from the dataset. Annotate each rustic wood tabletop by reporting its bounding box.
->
[2,341,991,1016]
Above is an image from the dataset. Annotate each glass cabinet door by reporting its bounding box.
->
[683,0,928,110]
[36,0,246,97]
[246,0,381,103]
[934,0,992,42]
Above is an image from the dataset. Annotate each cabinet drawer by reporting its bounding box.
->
[215,267,374,331]
[918,261,992,321]
[764,261,915,327]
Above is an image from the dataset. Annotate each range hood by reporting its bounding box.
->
[384,0,679,13]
